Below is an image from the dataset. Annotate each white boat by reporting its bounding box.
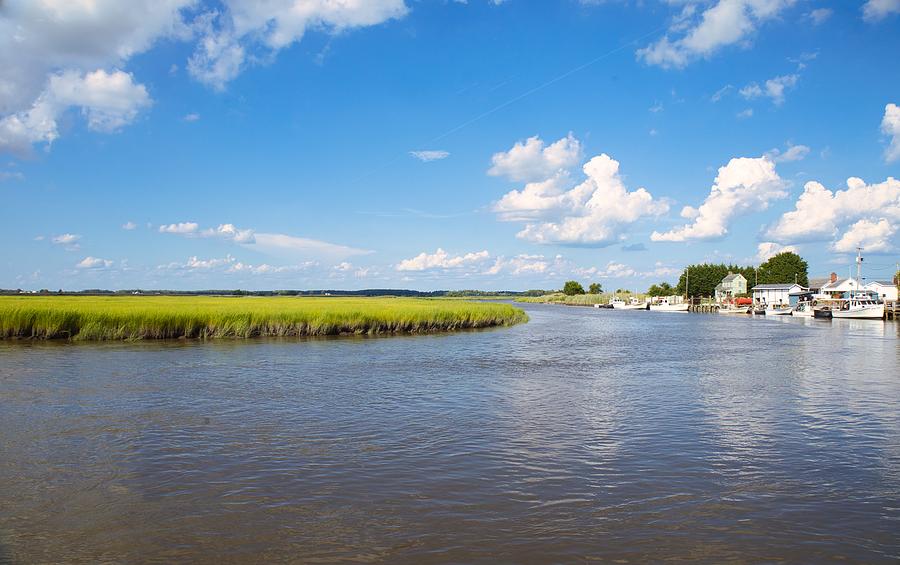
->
[830,249,885,320]
[792,301,814,317]
[611,297,647,310]
[831,296,884,319]
[764,304,793,316]
[649,297,689,312]
[719,305,750,314]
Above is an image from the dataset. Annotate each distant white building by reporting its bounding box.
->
[751,283,805,306]
[865,281,898,302]
[820,277,863,297]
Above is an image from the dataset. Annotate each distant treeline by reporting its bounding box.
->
[1,288,542,297]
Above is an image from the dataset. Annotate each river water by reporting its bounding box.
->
[1,304,899,563]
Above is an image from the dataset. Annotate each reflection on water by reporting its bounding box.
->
[1,307,899,563]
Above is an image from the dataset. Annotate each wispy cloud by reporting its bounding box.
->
[76,256,113,269]
[51,233,82,250]
[410,150,450,162]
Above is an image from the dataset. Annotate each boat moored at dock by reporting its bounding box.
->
[649,297,689,312]
[765,304,793,316]
[792,301,815,317]
[611,297,648,310]
[831,296,885,319]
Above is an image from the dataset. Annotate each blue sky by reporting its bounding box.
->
[2,0,899,291]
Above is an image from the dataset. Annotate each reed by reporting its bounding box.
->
[515,293,606,305]
[0,296,528,341]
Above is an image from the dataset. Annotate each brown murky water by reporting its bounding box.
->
[1,305,899,563]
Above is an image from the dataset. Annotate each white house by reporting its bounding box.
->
[820,277,863,298]
[865,281,898,302]
[751,283,805,306]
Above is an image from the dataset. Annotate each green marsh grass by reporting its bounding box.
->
[0,296,528,341]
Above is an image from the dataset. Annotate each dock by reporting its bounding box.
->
[684,298,899,320]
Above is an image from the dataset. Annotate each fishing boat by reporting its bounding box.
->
[611,297,647,310]
[752,305,767,315]
[765,304,793,316]
[813,305,833,319]
[649,297,689,312]
[831,248,885,320]
[792,301,814,317]
[719,305,750,314]
[650,267,691,312]
[831,296,884,319]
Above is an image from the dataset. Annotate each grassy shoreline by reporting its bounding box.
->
[0,296,528,341]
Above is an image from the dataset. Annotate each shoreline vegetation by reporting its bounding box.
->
[0,296,528,341]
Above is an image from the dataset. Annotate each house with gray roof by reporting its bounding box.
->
[714,272,748,301]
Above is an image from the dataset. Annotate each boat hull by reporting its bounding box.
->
[614,304,647,310]
[765,309,792,316]
[792,309,813,318]
[719,307,749,314]
[649,304,689,312]
[831,304,885,319]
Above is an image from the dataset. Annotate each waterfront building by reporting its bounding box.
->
[865,281,899,302]
[820,277,864,298]
[714,272,748,302]
[751,283,805,307]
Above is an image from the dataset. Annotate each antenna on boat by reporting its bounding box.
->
[856,246,864,295]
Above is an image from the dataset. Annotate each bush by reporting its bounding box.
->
[563,281,585,295]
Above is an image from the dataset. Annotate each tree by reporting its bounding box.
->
[647,282,674,296]
[588,282,602,294]
[562,281,585,295]
[758,252,809,286]
[676,263,756,297]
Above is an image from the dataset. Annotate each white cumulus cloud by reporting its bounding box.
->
[832,218,896,253]
[488,133,582,182]
[756,241,798,263]
[767,176,900,244]
[76,256,113,269]
[863,0,900,22]
[484,254,555,276]
[396,248,490,271]
[652,156,787,242]
[0,69,152,154]
[159,222,200,234]
[188,0,408,89]
[493,148,668,247]
[202,223,256,243]
[52,233,82,246]
[637,0,796,69]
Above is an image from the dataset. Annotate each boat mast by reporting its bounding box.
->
[856,246,863,296]
[685,267,689,303]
